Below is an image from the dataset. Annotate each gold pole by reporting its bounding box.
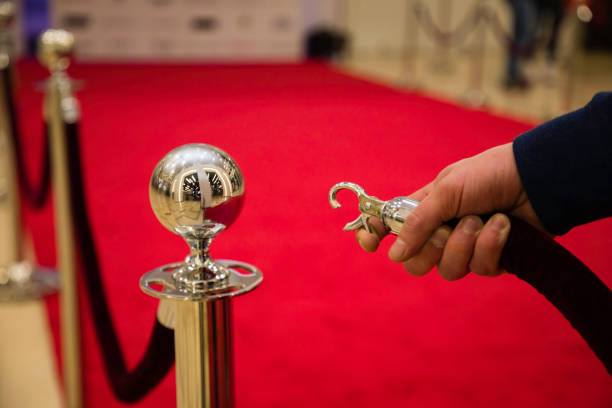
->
[0,2,21,265]
[399,0,421,89]
[0,1,58,302]
[38,29,82,408]
[174,299,234,408]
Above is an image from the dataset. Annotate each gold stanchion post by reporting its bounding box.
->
[0,1,57,301]
[38,29,82,408]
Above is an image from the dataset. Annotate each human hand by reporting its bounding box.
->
[356,142,545,280]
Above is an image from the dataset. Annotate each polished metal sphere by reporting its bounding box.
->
[0,2,15,27]
[149,144,245,236]
[37,29,74,72]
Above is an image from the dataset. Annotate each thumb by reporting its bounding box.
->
[389,184,458,262]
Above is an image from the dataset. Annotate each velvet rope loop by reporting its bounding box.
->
[1,65,51,209]
[62,121,175,402]
[483,5,555,58]
[411,1,559,58]
[412,1,485,49]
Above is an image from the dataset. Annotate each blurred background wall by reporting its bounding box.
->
[8,0,612,120]
[10,0,611,59]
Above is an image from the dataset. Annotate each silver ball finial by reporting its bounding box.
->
[37,29,75,72]
[141,144,261,301]
[149,144,245,240]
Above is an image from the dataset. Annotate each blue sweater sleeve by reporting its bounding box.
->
[513,92,612,235]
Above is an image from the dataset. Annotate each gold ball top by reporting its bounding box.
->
[0,2,16,27]
[37,29,75,72]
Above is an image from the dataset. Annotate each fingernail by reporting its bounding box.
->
[491,215,510,244]
[431,228,450,248]
[491,214,508,231]
[389,238,407,261]
[367,220,382,240]
[461,217,480,234]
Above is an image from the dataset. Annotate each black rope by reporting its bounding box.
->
[1,65,51,208]
[63,120,175,402]
[446,215,612,374]
[501,216,612,375]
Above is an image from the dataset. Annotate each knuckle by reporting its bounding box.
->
[470,258,493,276]
[435,164,455,182]
[437,262,466,281]
[403,259,430,277]
[434,179,462,220]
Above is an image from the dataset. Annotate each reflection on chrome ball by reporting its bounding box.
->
[149,144,244,235]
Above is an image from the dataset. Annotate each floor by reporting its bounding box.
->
[0,48,611,407]
[0,140,62,407]
[340,50,612,124]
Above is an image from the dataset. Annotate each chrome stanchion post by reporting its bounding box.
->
[0,1,57,301]
[398,0,421,89]
[333,0,349,62]
[461,0,487,107]
[141,144,263,408]
[38,29,82,408]
[430,0,453,73]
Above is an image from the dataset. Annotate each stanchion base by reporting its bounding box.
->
[396,76,421,91]
[461,89,488,108]
[0,262,58,301]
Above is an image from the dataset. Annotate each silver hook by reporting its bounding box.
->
[329,182,385,233]
[329,182,367,209]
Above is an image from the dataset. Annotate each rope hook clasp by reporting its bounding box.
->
[328,182,386,233]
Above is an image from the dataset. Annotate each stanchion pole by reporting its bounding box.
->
[0,1,20,265]
[431,0,453,73]
[334,0,349,62]
[141,144,263,408]
[0,1,57,301]
[461,0,487,107]
[399,0,421,88]
[38,29,82,408]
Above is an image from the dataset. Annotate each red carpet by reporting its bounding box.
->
[16,60,611,407]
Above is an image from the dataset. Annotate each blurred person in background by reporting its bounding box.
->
[535,0,565,78]
[505,0,538,89]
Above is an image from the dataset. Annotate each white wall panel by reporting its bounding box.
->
[51,0,302,61]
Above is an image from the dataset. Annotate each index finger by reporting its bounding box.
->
[356,216,387,252]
